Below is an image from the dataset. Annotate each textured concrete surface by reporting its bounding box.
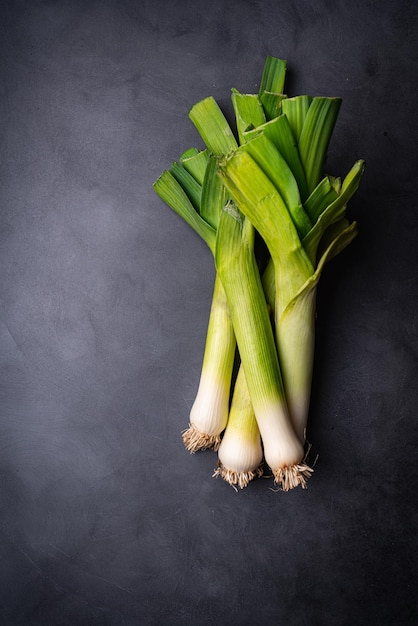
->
[0,1,417,624]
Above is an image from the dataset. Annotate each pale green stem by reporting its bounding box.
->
[275,283,317,443]
[184,273,236,452]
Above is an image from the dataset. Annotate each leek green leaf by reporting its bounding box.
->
[153,170,216,254]
[189,96,238,156]
[231,90,266,145]
[180,148,209,185]
[244,114,309,202]
[169,161,202,212]
[298,97,342,194]
[281,95,313,142]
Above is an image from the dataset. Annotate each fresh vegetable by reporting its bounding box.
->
[153,56,364,490]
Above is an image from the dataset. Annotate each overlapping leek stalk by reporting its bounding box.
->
[218,124,365,444]
[188,86,312,489]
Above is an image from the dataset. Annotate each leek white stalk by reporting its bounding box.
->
[213,365,263,489]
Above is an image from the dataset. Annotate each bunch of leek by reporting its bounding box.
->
[153,56,364,490]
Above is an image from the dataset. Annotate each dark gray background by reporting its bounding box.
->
[1,0,417,624]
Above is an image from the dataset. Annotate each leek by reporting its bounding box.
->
[213,358,263,489]
[153,156,236,452]
[186,272,236,451]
